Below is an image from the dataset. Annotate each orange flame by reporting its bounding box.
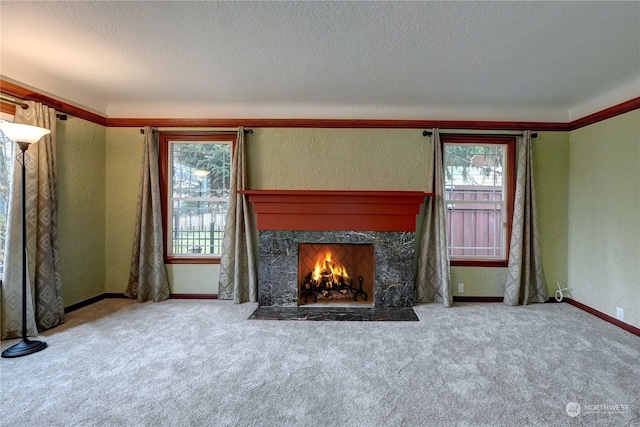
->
[312,251,350,284]
[312,260,322,281]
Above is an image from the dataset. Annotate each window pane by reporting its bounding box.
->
[171,142,231,200]
[168,139,231,258]
[447,202,503,258]
[0,133,14,279]
[445,145,504,189]
[171,200,228,255]
[444,144,506,259]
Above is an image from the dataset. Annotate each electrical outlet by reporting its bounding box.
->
[458,283,464,293]
[616,307,624,321]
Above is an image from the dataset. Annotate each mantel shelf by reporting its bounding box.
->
[240,190,433,232]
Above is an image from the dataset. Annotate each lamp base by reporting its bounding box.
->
[1,338,47,358]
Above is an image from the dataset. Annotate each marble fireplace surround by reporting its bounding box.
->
[241,190,432,308]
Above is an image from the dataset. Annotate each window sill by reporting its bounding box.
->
[450,259,508,268]
[165,257,221,265]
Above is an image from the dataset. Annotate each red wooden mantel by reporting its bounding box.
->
[240,190,433,232]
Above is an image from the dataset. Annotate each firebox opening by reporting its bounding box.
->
[298,243,374,306]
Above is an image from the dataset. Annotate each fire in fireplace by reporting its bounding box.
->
[298,243,374,305]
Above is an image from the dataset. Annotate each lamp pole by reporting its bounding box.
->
[0,122,50,358]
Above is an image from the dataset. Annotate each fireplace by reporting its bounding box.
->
[298,243,374,305]
[241,190,432,308]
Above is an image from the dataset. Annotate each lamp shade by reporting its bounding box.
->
[193,170,211,178]
[0,121,51,144]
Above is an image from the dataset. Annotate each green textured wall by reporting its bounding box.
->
[246,128,432,191]
[248,129,568,298]
[105,128,141,294]
[104,128,432,296]
[532,132,570,295]
[102,127,570,298]
[104,128,217,295]
[48,113,640,322]
[451,132,570,297]
[57,117,106,305]
[568,110,640,328]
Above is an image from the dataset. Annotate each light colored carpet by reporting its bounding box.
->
[1,299,638,427]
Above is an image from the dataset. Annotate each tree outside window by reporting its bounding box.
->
[159,133,234,264]
[443,136,516,267]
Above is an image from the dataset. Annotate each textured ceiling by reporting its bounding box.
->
[1,1,639,121]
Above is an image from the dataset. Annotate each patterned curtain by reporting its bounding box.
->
[1,101,64,339]
[218,127,257,303]
[415,129,452,307]
[504,131,548,305]
[125,127,170,302]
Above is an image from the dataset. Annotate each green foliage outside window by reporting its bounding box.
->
[168,140,231,256]
[172,142,231,200]
[444,145,503,185]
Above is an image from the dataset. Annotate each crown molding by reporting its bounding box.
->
[0,80,107,126]
[105,117,570,131]
[568,97,640,131]
[0,101,16,116]
[1,79,638,131]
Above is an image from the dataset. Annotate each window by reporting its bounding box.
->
[159,133,234,264]
[443,136,516,267]
[0,131,14,280]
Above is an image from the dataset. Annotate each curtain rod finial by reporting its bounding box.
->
[422,130,432,137]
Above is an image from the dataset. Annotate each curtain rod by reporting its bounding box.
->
[140,128,253,135]
[0,94,28,109]
[0,93,68,120]
[422,130,537,138]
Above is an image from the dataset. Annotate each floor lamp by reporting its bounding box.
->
[0,121,51,358]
